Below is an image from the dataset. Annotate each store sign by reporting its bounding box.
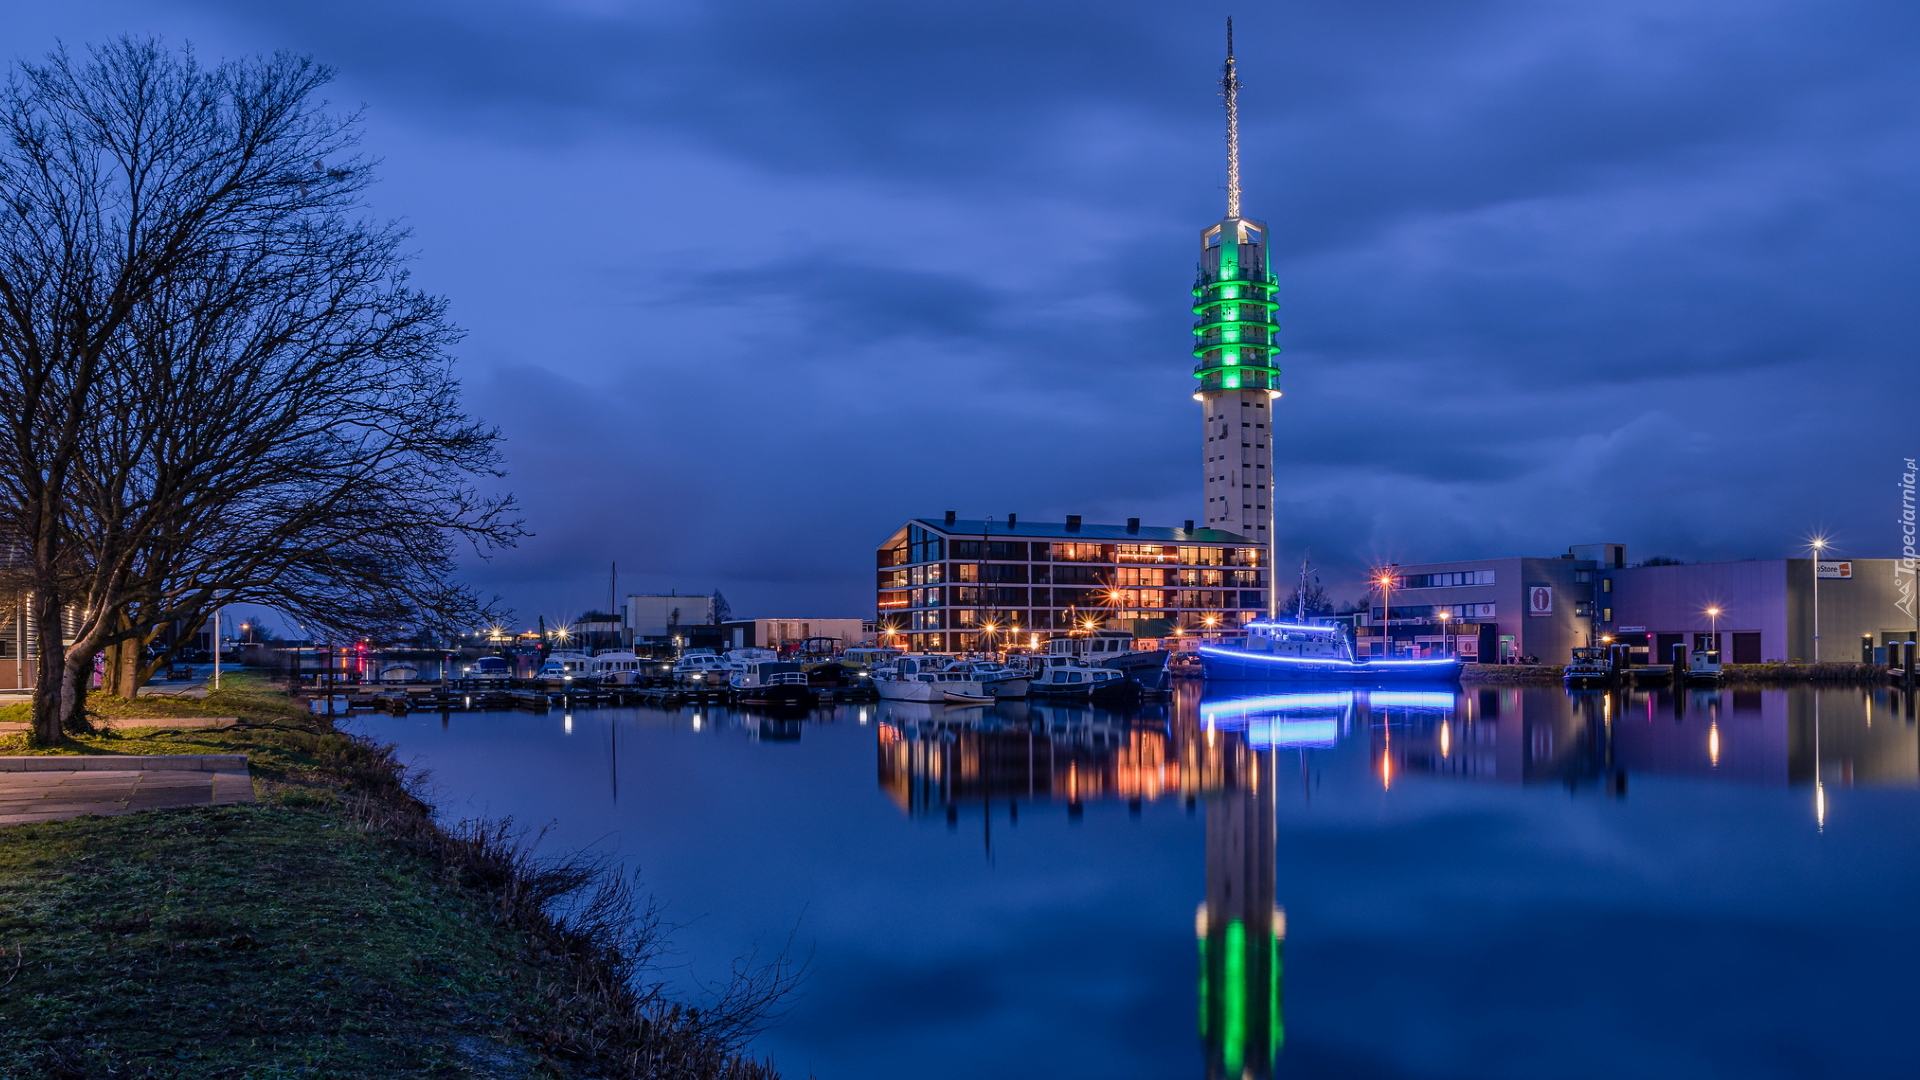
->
[1817,561,1852,579]
[1619,625,1646,633]
[1528,586,1553,616]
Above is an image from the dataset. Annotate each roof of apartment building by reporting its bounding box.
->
[905,517,1253,545]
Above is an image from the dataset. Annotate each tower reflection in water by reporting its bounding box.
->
[873,680,1920,1076]
[873,688,1329,1078]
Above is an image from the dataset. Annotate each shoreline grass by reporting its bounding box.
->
[0,677,791,1079]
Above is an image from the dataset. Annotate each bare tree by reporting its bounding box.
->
[0,38,519,741]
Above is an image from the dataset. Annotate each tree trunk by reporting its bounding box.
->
[102,638,142,698]
[59,652,89,734]
[30,589,66,745]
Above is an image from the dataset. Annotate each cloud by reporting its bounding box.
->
[7,0,1917,613]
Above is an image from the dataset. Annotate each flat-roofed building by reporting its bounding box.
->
[1601,558,1916,665]
[624,593,715,644]
[1369,546,1916,666]
[875,513,1268,653]
[719,618,867,652]
[1369,550,1614,663]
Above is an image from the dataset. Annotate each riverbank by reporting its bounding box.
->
[1462,663,1562,683]
[1460,661,1906,686]
[0,681,785,1079]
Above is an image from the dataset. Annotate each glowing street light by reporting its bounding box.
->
[1706,606,1721,659]
[1808,537,1827,662]
[1437,610,1451,658]
[1373,564,1399,660]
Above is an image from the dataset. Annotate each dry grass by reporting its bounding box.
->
[0,677,799,1079]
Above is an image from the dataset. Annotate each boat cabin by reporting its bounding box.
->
[1238,622,1355,661]
[1048,631,1139,659]
[538,651,595,678]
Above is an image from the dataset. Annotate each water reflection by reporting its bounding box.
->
[868,679,1920,1077]
[354,680,1920,1078]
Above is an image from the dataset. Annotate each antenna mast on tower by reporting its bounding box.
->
[1222,17,1242,219]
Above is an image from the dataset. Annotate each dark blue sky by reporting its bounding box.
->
[10,1,1917,626]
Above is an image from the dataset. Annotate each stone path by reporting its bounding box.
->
[0,716,238,735]
[0,754,254,825]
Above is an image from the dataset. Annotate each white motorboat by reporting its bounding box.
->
[537,651,596,685]
[378,662,421,684]
[873,655,987,703]
[589,651,643,685]
[1046,632,1170,693]
[730,661,813,706]
[1685,648,1723,685]
[1027,654,1130,698]
[673,651,737,688]
[462,656,513,683]
[941,659,1030,699]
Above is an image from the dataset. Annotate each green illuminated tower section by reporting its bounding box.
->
[1195,20,1281,574]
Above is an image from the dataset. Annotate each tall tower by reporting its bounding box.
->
[1193,19,1280,612]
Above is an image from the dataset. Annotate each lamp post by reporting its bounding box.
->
[1706,607,1720,661]
[1437,610,1451,658]
[1373,564,1398,659]
[1809,538,1826,662]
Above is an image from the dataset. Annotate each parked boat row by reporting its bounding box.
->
[1566,645,1723,688]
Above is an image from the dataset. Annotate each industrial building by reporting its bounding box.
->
[622,593,715,646]
[1370,546,1918,665]
[719,618,865,652]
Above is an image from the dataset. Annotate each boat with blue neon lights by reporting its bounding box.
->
[1198,619,1463,684]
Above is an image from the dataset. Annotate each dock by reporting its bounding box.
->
[300,677,877,716]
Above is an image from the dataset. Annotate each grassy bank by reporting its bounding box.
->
[1461,663,1563,683]
[0,681,786,1079]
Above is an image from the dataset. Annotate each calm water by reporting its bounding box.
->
[346,682,1920,1079]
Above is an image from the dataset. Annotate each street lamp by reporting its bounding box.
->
[1706,607,1721,660]
[1437,610,1451,658]
[1373,564,1398,659]
[1809,537,1827,662]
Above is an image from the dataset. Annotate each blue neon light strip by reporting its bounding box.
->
[1197,646,1460,668]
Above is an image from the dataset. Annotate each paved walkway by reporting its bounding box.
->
[0,755,254,826]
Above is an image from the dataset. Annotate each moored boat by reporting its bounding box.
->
[730,661,814,707]
[1027,654,1131,698]
[873,655,987,703]
[941,659,1030,699]
[1197,620,1462,683]
[672,651,736,688]
[589,651,643,685]
[537,651,597,686]
[462,655,514,683]
[1563,646,1613,688]
[1685,648,1723,685]
[1045,632,1170,694]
